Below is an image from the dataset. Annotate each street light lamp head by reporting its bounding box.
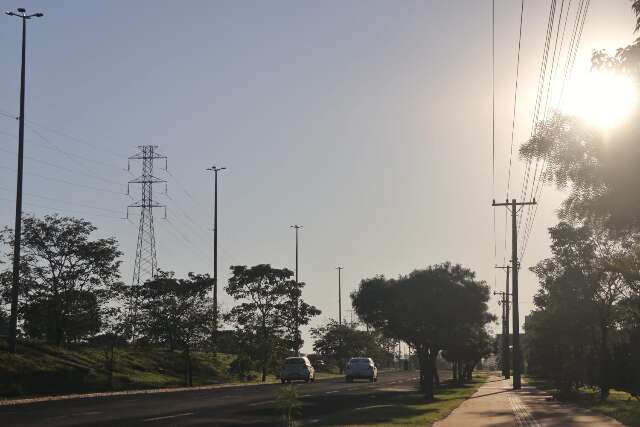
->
[33,13,43,17]
[17,8,25,13]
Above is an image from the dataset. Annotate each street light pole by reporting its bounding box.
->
[290,225,302,355]
[337,267,343,325]
[291,225,302,283]
[5,7,44,354]
[206,165,225,344]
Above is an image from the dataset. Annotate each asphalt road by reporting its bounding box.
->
[2,370,424,426]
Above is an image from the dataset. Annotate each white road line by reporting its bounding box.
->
[248,399,277,406]
[143,412,194,422]
[72,411,102,416]
[301,394,312,398]
[325,390,339,394]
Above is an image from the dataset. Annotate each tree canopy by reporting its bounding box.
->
[0,215,122,345]
[224,264,320,382]
[311,320,395,373]
[352,262,494,400]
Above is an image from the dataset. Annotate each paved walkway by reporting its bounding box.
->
[434,374,626,427]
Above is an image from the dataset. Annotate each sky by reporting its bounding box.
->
[0,0,637,353]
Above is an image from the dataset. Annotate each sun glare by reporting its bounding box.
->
[562,69,637,129]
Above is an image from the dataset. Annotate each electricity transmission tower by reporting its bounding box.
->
[127,145,167,286]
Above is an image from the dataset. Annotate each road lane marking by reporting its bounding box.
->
[72,411,103,416]
[143,412,194,422]
[301,394,312,398]
[324,390,339,394]
[249,399,277,406]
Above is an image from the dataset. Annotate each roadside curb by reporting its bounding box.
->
[0,374,346,407]
[0,381,273,407]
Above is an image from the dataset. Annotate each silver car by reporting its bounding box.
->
[345,357,378,382]
[280,356,315,383]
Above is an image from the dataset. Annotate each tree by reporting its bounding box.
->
[526,221,633,400]
[518,3,640,231]
[442,326,493,384]
[0,215,122,346]
[352,263,494,400]
[224,264,320,382]
[137,271,214,386]
[519,2,640,401]
[311,320,394,373]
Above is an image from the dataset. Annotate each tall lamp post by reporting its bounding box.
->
[290,225,302,354]
[5,7,44,353]
[337,267,343,325]
[206,165,225,344]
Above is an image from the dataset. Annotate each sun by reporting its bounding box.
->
[562,69,637,129]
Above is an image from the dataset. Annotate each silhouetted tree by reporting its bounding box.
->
[526,222,633,400]
[137,271,214,386]
[443,326,492,384]
[225,264,320,382]
[352,263,493,401]
[311,320,394,373]
[0,215,122,346]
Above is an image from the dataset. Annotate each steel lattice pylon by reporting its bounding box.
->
[127,145,167,286]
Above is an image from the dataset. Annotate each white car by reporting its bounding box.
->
[280,356,315,383]
[345,357,378,382]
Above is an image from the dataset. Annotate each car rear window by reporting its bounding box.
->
[351,358,371,363]
[285,358,306,365]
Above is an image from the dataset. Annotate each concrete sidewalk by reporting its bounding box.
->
[434,374,626,427]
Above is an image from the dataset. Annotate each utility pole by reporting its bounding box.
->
[337,267,343,325]
[206,166,226,343]
[5,8,44,353]
[290,225,303,355]
[492,198,536,389]
[494,264,511,379]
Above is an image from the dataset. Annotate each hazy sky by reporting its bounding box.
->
[0,0,637,352]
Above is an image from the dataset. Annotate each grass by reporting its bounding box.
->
[525,376,640,427]
[0,340,272,399]
[314,373,487,426]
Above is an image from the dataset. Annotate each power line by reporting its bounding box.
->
[0,107,127,159]
[0,195,122,220]
[519,0,590,260]
[0,164,124,195]
[0,145,123,187]
[518,0,566,239]
[0,186,123,215]
[505,0,526,201]
[26,125,124,171]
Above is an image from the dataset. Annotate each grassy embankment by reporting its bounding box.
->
[0,340,286,399]
[313,373,487,426]
[526,377,640,427]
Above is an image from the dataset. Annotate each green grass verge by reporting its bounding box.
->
[0,340,275,399]
[315,373,487,426]
[525,377,640,427]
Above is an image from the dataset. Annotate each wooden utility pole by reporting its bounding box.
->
[492,198,536,390]
[495,265,511,379]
